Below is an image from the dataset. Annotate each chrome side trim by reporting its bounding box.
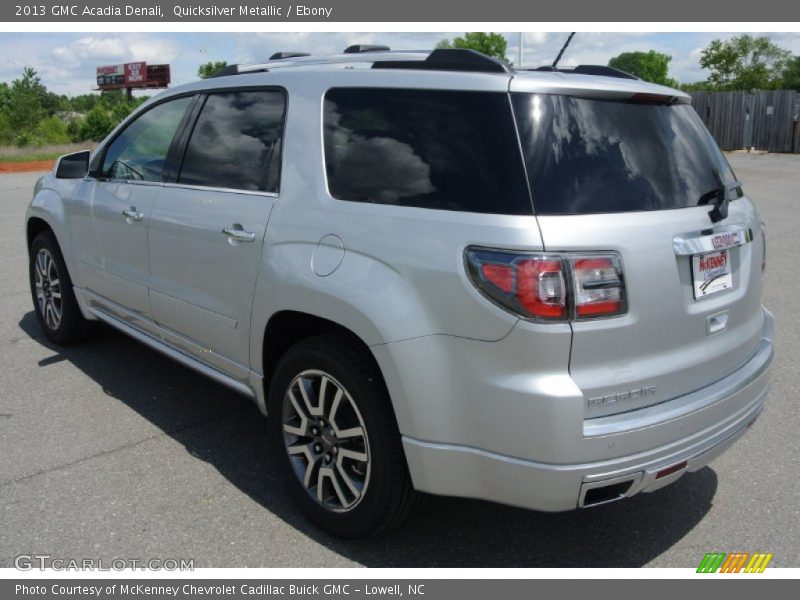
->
[673,224,749,256]
[100,179,164,188]
[85,304,255,400]
[162,182,279,198]
[95,179,280,198]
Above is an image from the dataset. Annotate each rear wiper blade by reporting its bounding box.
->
[697,187,722,206]
[704,168,742,224]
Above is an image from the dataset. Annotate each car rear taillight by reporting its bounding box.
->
[516,258,567,319]
[572,255,626,318]
[465,248,626,322]
[760,223,767,272]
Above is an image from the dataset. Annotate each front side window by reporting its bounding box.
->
[323,88,532,215]
[102,96,193,182]
[178,90,286,193]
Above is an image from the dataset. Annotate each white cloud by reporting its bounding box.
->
[127,39,181,65]
[1,31,799,98]
[52,36,128,65]
[5,34,185,95]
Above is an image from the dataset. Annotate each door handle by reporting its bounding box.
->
[122,207,144,222]
[222,225,256,243]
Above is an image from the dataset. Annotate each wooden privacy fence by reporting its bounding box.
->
[689,90,800,153]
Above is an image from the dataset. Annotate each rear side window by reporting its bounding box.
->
[323,88,532,215]
[512,93,739,215]
[179,90,286,193]
[102,96,193,182]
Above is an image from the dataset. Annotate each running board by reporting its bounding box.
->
[87,306,255,400]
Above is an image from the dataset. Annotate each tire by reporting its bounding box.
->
[29,230,91,345]
[267,332,417,538]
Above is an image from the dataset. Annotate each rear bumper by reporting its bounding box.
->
[387,308,774,512]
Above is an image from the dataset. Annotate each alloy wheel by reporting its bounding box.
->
[34,249,62,330]
[281,370,371,512]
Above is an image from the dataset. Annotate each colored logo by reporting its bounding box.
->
[697,552,773,573]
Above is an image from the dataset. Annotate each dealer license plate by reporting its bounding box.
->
[692,249,732,299]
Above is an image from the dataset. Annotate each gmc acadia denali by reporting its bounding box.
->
[26,48,774,537]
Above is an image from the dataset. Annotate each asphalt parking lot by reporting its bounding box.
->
[0,153,798,568]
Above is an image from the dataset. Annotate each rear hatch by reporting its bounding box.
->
[510,83,766,418]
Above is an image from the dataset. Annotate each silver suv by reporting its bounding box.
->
[26,48,774,538]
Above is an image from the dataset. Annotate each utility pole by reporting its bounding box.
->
[518,32,523,67]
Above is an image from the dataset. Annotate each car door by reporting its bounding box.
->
[147,89,287,381]
[67,95,195,324]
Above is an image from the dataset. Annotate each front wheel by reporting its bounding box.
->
[267,332,417,537]
[29,230,91,344]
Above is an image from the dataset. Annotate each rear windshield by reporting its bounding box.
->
[323,88,532,215]
[512,93,739,215]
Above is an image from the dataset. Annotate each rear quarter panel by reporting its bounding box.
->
[249,70,545,368]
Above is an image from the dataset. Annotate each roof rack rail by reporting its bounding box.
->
[533,65,639,80]
[209,64,243,78]
[269,52,311,60]
[372,48,510,74]
[344,44,390,54]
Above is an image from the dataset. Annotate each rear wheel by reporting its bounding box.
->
[267,332,417,537]
[29,230,91,344]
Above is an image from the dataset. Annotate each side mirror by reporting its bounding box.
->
[54,151,91,179]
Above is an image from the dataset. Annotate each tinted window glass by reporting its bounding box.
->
[512,93,739,215]
[102,96,192,182]
[178,90,286,192]
[324,88,532,215]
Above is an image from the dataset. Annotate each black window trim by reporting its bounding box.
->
[170,85,289,196]
[321,86,535,216]
[90,91,200,183]
[89,85,289,197]
[509,91,739,216]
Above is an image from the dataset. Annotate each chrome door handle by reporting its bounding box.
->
[122,207,144,222]
[222,226,256,243]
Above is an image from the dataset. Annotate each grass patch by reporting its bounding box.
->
[0,143,96,163]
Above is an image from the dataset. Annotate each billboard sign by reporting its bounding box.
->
[96,62,148,87]
[96,63,124,86]
[96,64,123,76]
[124,62,147,84]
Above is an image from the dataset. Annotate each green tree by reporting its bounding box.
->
[35,116,70,145]
[436,33,509,63]
[6,67,46,133]
[0,113,13,146]
[68,94,102,112]
[0,82,11,115]
[679,81,716,92]
[700,35,791,90]
[782,56,800,91]
[197,61,228,79]
[608,51,677,86]
[79,106,114,142]
[111,101,136,124]
[66,116,85,143]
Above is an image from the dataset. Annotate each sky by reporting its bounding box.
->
[2,31,799,97]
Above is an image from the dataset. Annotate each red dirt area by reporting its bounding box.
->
[0,160,55,174]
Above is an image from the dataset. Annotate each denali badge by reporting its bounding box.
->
[588,385,657,407]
